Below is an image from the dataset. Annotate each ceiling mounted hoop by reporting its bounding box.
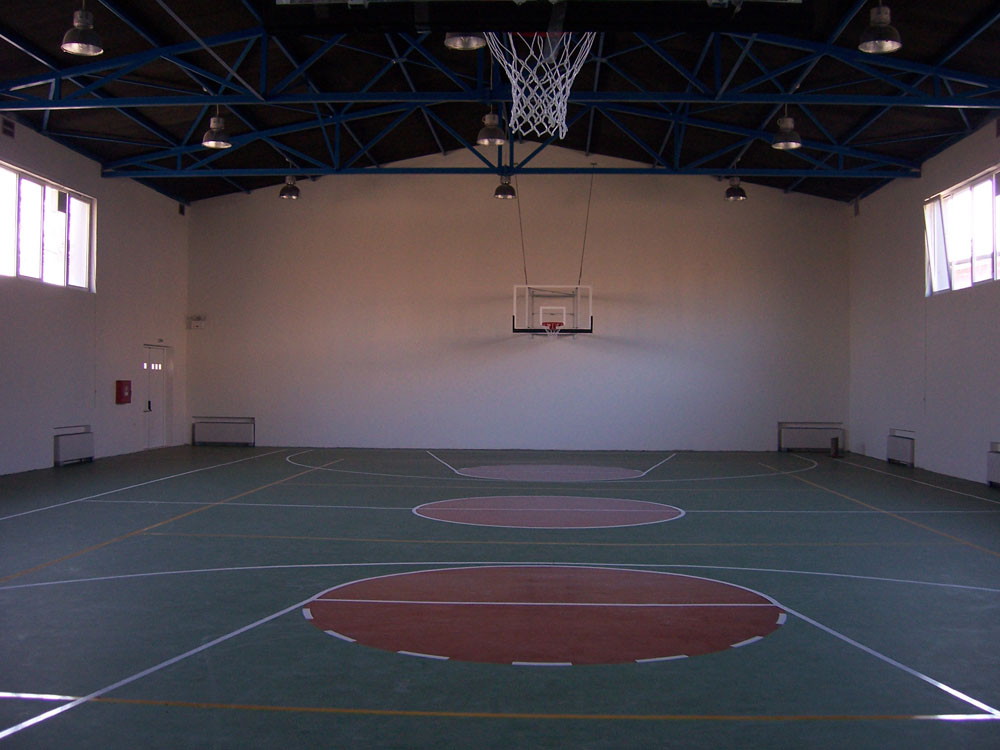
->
[484,32,596,140]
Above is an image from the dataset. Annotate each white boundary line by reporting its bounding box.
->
[0,594,316,741]
[785,604,1000,717]
[836,459,1000,506]
[0,449,287,522]
[285,450,818,485]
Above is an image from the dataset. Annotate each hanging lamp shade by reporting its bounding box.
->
[61,9,103,56]
[444,32,487,51]
[724,177,747,201]
[477,113,506,146]
[859,4,902,54]
[202,116,232,149]
[494,176,516,200]
[279,175,300,200]
[772,116,802,150]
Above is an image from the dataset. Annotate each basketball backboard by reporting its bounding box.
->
[513,285,592,334]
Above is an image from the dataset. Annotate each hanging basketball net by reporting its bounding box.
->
[484,32,596,140]
[541,320,564,338]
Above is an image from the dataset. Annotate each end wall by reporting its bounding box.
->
[188,145,848,450]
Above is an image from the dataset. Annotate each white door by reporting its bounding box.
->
[143,346,167,449]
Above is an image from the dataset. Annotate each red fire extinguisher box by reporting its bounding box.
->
[115,380,131,404]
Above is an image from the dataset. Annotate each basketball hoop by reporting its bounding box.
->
[484,32,596,140]
[541,321,564,338]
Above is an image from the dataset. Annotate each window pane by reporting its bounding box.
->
[971,178,993,283]
[0,167,15,276]
[924,198,950,294]
[17,178,42,278]
[42,186,66,286]
[67,196,90,288]
[995,175,1000,282]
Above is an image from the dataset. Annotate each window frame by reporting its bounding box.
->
[0,159,96,292]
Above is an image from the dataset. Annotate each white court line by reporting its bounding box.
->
[285,450,819,485]
[88,500,415,511]
[0,449,288,522]
[425,451,678,481]
[636,453,677,477]
[4,561,1000,596]
[785,604,1000,717]
[0,595,316,741]
[0,692,77,702]
[313,597,775,608]
[837,459,1000,506]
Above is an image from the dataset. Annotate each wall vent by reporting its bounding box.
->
[192,416,255,446]
[54,426,94,465]
[887,429,915,467]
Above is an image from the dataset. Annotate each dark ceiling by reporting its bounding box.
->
[0,0,997,204]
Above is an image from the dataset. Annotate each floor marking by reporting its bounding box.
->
[397,650,449,661]
[785,604,1000,718]
[89,499,416,511]
[776,613,787,625]
[635,655,688,663]
[313,597,776,608]
[0,449,287,523]
[5,560,998,596]
[637,453,678,476]
[0,692,78,702]
[763,464,1000,559]
[837,459,1000,506]
[301,608,313,620]
[512,662,572,667]
[0,594,318,741]
[324,630,356,643]
[0,459,343,586]
[730,636,763,648]
[141,531,957,550]
[286,450,819,484]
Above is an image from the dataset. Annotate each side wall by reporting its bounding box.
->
[0,125,190,475]
[849,123,1000,482]
[188,146,848,450]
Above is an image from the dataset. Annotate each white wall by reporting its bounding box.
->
[0,125,190,475]
[849,123,1000,482]
[188,145,848,450]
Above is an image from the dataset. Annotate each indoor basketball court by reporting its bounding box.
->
[1,0,999,747]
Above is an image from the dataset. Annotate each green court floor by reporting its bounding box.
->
[1,447,998,748]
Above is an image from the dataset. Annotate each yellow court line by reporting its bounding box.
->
[0,460,343,585]
[142,531,955,549]
[87,697,997,722]
[761,464,1000,559]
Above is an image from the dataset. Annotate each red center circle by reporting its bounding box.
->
[413,496,684,528]
[304,566,785,665]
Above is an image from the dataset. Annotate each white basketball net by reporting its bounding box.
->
[485,32,596,140]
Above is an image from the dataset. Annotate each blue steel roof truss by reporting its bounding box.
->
[0,0,997,204]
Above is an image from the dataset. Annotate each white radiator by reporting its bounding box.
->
[192,417,255,446]
[887,433,915,466]
[988,450,1000,488]
[54,430,94,465]
[778,422,845,453]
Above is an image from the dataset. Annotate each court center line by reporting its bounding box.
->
[0,459,343,586]
[0,449,288,523]
[784,604,1000,717]
[140,531,956,549]
[3,560,999,596]
[836,459,1000,506]
[0,595,318,741]
[762,464,1000,559]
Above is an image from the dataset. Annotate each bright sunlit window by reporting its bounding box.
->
[924,165,999,295]
[0,161,94,290]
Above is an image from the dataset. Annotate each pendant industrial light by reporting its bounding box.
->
[859,1,902,54]
[477,112,506,146]
[724,177,747,201]
[61,1,103,57]
[201,106,232,149]
[279,175,300,200]
[494,175,516,200]
[444,32,486,51]
[772,107,802,150]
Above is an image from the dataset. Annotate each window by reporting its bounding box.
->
[0,161,94,290]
